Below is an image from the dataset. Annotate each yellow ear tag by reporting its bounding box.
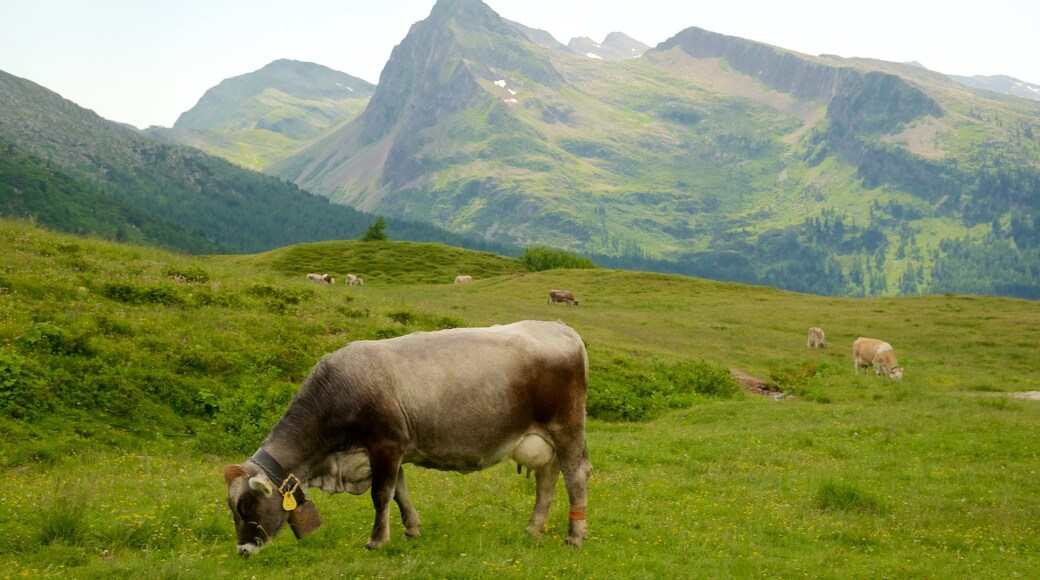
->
[282,491,298,511]
[279,473,301,511]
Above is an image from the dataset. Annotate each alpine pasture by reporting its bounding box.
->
[1,218,1038,578]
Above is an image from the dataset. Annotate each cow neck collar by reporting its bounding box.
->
[249,447,307,508]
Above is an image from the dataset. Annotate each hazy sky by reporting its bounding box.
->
[2,0,1037,129]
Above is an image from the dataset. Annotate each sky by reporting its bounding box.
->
[1,0,1037,129]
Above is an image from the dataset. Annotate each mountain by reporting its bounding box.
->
[947,74,1040,101]
[0,68,510,256]
[0,138,223,253]
[504,19,574,54]
[266,0,1040,298]
[568,32,649,61]
[145,59,375,170]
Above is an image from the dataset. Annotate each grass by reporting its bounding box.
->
[1,217,1039,577]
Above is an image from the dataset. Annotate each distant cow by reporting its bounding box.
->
[548,289,579,306]
[222,320,592,554]
[346,274,364,286]
[807,327,826,348]
[454,275,473,284]
[306,273,335,284]
[853,337,903,379]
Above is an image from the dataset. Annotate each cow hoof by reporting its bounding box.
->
[365,538,388,550]
[525,523,545,537]
[565,536,584,548]
[405,527,421,539]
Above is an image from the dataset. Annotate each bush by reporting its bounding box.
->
[520,246,597,271]
[99,282,184,306]
[587,371,667,422]
[163,265,211,283]
[664,360,741,399]
[246,283,314,314]
[0,350,52,417]
[198,379,298,455]
[587,357,740,421]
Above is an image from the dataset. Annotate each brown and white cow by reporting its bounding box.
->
[548,289,579,306]
[853,337,903,379]
[306,273,334,284]
[223,320,592,555]
[454,275,473,284]
[807,327,826,348]
[346,274,364,286]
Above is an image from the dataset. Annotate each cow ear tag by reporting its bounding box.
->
[283,491,298,511]
[279,474,300,511]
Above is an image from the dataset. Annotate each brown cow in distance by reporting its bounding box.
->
[548,289,579,306]
[306,273,334,284]
[853,337,903,379]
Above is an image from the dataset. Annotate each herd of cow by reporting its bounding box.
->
[224,276,900,556]
[805,326,903,380]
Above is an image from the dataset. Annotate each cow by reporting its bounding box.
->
[548,289,579,306]
[807,327,826,348]
[222,320,592,555]
[454,275,473,284]
[306,273,334,284]
[346,274,364,286]
[853,337,903,379]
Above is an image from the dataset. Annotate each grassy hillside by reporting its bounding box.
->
[1,218,1038,577]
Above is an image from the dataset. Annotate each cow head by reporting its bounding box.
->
[889,366,903,380]
[223,464,322,555]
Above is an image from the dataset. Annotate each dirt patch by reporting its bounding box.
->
[1009,391,1040,400]
[730,369,786,400]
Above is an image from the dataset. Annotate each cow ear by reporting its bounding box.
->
[248,474,274,497]
[223,464,247,487]
[289,500,323,539]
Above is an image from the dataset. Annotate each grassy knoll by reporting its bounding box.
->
[1,218,1038,578]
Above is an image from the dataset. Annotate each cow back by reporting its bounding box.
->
[322,321,587,470]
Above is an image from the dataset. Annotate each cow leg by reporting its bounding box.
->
[526,459,559,537]
[393,466,422,538]
[555,431,593,548]
[366,450,403,549]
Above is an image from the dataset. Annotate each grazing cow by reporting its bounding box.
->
[548,289,579,306]
[223,320,592,555]
[346,274,364,286]
[807,327,826,348]
[454,275,473,284]
[853,337,903,379]
[306,273,335,284]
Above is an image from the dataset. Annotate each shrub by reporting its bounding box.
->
[246,283,314,313]
[587,357,740,421]
[163,265,211,283]
[587,371,667,421]
[99,282,184,306]
[769,361,834,403]
[664,360,741,399]
[0,350,52,416]
[520,246,597,271]
[198,379,298,455]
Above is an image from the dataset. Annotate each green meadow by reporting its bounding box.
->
[1,217,1038,578]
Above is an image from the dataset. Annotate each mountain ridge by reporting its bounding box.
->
[267,0,1039,297]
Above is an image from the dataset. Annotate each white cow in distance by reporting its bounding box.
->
[807,327,826,348]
